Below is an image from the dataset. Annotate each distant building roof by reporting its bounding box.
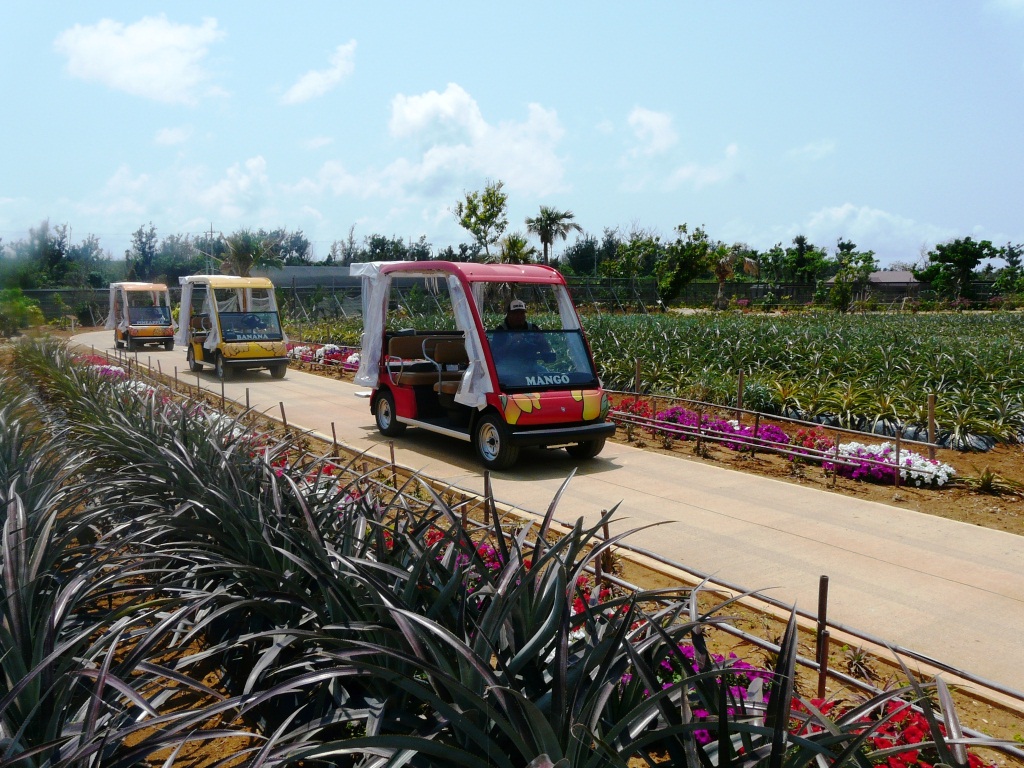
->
[868,270,918,283]
[825,270,918,285]
[252,266,358,287]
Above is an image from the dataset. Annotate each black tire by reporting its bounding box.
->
[270,364,287,379]
[164,339,174,351]
[374,389,406,436]
[186,345,202,372]
[115,337,124,349]
[215,353,231,380]
[126,336,136,352]
[474,413,519,470]
[566,437,606,460]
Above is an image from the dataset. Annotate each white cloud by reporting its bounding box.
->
[53,15,224,106]
[76,164,151,218]
[799,203,953,261]
[626,107,677,157]
[389,83,487,143]
[351,83,564,196]
[303,136,334,150]
[281,41,356,105]
[154,126,193,146]
[666,143,740,190]
[197,156,273,220]
[788,139,836,162]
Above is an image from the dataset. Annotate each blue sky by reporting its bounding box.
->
[2,2,1023,267]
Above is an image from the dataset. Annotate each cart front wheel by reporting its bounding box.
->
[214,353,232,380]
[474,413,519,470]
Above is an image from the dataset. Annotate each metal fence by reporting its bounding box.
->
[18,278,1001,324]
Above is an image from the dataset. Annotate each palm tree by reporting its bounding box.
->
[712,244,760,309]
[525,206,583,265]
[495,232,539,264]
[219,229,284,276]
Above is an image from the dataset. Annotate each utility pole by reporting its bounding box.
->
[194,223,218,275]
[207,223,215,273]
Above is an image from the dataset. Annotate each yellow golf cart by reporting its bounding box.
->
[175,275,289,379]
[106,281,176,351]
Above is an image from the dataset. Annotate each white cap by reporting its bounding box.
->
[509,299,526,311]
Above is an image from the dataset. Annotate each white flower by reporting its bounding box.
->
[836,441,955,487]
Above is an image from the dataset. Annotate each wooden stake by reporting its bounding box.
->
[816,575,829,666]
[389,441,397,488]
[601,519,613,573]
[894,431,902,489]
[817,629,830,699]
[927,393,937,460]
[831,433,840,487]
[736,369,745,421]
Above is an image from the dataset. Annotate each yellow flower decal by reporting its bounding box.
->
[570,390,604,421]
[501,392,542,424]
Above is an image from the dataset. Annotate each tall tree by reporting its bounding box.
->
[828,239,878,311]
[453,180,508,260]
[363,234,408,262]
[260,228,312,266]
[654,224,714,303]
[127,223,158,280]
[219,229,283,276]
[407,235,432,261]
[525,206,583,265]
[153,233,202,283]
[915,237,1000,300]
[496,232,539,264]
[785,235,827,284]
[711,244,756,310]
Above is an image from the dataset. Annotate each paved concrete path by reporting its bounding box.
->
[73,332,1024,693]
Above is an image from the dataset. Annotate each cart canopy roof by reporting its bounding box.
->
[110,281,170,292]
[179,275,274,290]
[378,261,564,285]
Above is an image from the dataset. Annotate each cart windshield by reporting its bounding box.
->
[218,312,284,342]
[486,329,599,391]
[126,305,172,325]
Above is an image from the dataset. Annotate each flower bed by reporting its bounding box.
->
[287,342,360,371]
[610,398,956,488]
[825,441,956,487]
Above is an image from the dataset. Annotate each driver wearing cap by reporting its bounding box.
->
[491,298,556,367]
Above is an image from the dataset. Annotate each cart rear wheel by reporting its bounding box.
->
[186,345,202,372]
[566,437,606,460]
[374,390,406,436]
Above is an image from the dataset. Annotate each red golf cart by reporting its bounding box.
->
[353,261,614,469]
